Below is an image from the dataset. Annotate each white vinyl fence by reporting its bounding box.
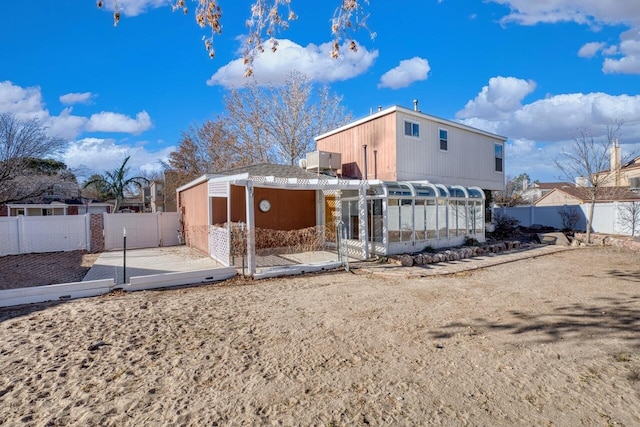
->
[495,202,640,236]
[103,212,180,250]
[0,215,90,256]
[0,212,182,256]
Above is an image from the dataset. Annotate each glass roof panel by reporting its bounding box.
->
[468,188,484,198]
[384,181,412,197]
[412,183,437,197]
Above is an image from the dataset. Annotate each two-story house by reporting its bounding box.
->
[315,103,507,196]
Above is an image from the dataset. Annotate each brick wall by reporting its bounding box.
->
[89,214,105,253]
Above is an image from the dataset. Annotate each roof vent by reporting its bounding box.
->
[413,99,419,111]
[630,177,640,190]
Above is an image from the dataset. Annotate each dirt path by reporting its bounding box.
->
[0,246,639,426]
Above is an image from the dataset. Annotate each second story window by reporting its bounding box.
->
[439,128,448,151]
[495,143,504,172]
[404,120,420,138]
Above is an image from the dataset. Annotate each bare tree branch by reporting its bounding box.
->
[554,121,626,243]
[0,113,69,205]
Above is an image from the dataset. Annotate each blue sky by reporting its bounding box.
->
[1,1,639,183]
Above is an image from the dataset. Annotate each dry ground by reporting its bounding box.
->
[0,251,100,290]
[0,246,639,426]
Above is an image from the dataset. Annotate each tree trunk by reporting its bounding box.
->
[586,195,596,244]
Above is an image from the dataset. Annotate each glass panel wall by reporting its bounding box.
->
[336,182,484,247]
[368,199,383,242]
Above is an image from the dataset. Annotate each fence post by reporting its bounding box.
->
[157,212,162,247]
[85,214,91,252]
[17,215,25,254]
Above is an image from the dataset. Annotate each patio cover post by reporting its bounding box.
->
[245,183,256,275]
[358,183,370,259]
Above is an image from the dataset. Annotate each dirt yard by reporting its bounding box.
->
[0,251,99,290]
[0,246,639,426]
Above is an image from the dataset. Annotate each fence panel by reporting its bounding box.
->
[159,212,180,246]
[0,217,20,256]
[103,213,180,250]
[0,215,89,256]
[496,203,631,235]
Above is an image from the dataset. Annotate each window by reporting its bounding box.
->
[495,143,503,172]
[439,128,448,151]
[404,120,419,137]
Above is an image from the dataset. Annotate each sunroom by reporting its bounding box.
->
[338,181,485,257]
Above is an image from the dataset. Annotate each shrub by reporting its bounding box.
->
[491,211,520,240]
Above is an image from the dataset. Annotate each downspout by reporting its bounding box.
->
[362,144,368,181]
[373,150,378,180]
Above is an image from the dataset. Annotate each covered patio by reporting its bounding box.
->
[177,167,485,277]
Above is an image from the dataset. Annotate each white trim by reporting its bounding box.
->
[403,119,420,139]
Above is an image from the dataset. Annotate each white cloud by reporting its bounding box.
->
[456,76,536,121]
[459,85,640,142]
[490,1,640,27]
[100,0,168,16]
[0,81,153,140]
[378,57,430,89]
[64,137,175,176]
[85,111,153,134]
[602,29,640,74]
[47,108,88,141]
[578,42,606,58]
[490,1,640,74]
[59,92,96,105]
[207,38,378,88]
[0,80,46,119]
[455,76,640,181]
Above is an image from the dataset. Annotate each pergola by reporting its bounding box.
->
[201,173,485,276]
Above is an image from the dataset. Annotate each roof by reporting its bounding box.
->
[532,182,575,190]
[537,186,640,204]
[218,163,327,180]
[315,105,508,142]
[176,163,345,193]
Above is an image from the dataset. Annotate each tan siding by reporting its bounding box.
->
[178,181,209,254]
[535,191,582,206]
[316,112,397,180]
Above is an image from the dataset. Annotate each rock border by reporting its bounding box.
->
[388,241,533,267]
[573,233,640,252]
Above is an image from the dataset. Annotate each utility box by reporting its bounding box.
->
[305,151,342,174]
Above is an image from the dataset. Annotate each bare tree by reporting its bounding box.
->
[166,117,246,186]
[555,121,626,243]
[224,70,351,165]
[0,113,69,204]
[618,201,640,237]
[493,173,529,206]
[100,1,373,72]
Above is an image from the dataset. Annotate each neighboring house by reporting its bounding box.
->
[519,182,575,204]
[589,141,640,188]
[178,163,487,275]
[314,103,508,194]
[2,199,112,216]
[534,186,640,207]
[147,172,178,213]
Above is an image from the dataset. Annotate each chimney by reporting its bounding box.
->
[377,106,382,112]
[413,99,419,111]
[611,139,621,185]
